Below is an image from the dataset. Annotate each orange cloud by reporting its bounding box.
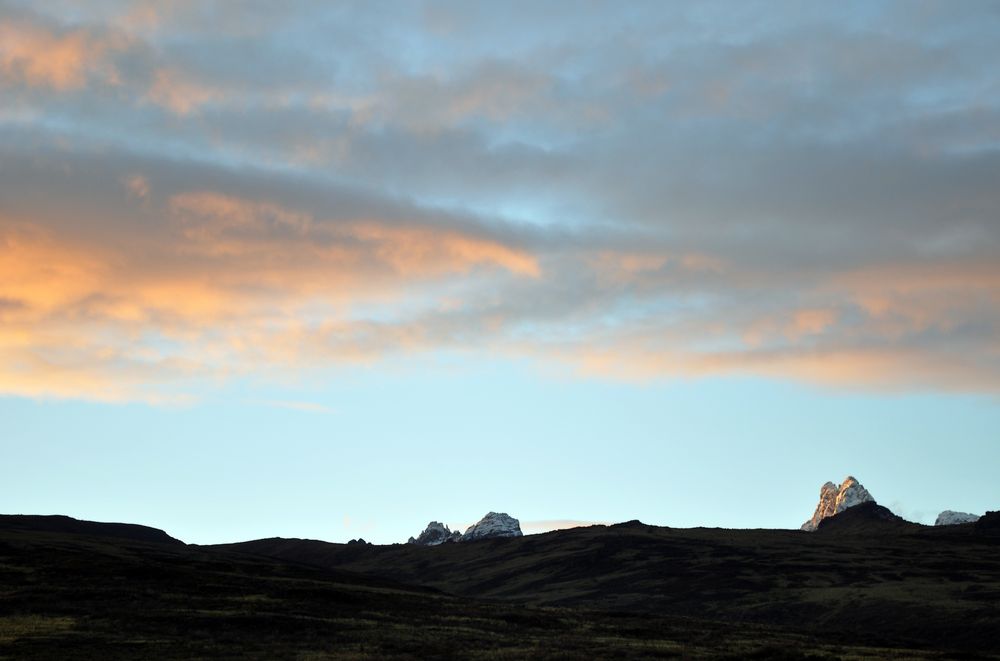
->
[3,183,997,402]
[0,20,124,90]
[0,224,108,314]
[0,190,541,400]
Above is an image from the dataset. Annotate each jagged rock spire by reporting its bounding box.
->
[407,521,462,546]
[801,476,874,531]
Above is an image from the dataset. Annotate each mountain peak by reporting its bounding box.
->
[801,476,875,531]
[935,510,981,526]
[407,521,462,546]
[407,512,523,545]
[462,512,523,541]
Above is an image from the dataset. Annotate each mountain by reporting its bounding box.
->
[935,510,981,526]
[0,514,183,545]
[407,521,462,545]
[461,511,522,541]
[801,476,874,531]
[407,512,523,544]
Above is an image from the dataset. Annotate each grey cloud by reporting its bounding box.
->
[2,0,999,396]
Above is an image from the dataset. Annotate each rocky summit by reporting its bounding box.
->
[407,521,462,546]
[407,512,523,544]
[935,510,981,526]
[462,512,523,541]
[801,476,874,531]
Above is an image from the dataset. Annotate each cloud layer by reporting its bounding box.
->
[2,0,999,400]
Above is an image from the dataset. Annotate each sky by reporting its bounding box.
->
[2,0,999,545]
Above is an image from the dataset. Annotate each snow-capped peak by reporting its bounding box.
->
[406,512,523,544]
[462,512,523,541]
[801,476,875,531]
[934,510,981,526]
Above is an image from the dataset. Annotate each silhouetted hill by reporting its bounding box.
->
[0,523,914,659]
[0,514,184,545]
[217,520,1000,652]
[814,501,921,533]
[4,513,1000,656]
[975,510,1000,535]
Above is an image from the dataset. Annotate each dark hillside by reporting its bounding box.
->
[814,501,920,533]
[0,514,183,546]
[218,517,1000,653]
[0,523,934,659]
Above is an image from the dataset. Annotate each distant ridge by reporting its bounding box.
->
[0,514,184,546]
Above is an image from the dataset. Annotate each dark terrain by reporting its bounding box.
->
[2,508,998,659]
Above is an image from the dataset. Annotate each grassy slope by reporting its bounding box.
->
[0,527,959,660]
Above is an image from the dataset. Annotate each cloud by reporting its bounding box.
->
[0,145,542,400]
[0,13,126,90]
[2,1,999,400]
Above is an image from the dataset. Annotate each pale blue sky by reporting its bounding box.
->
[1,1,998,543]
[4,356,998,543]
